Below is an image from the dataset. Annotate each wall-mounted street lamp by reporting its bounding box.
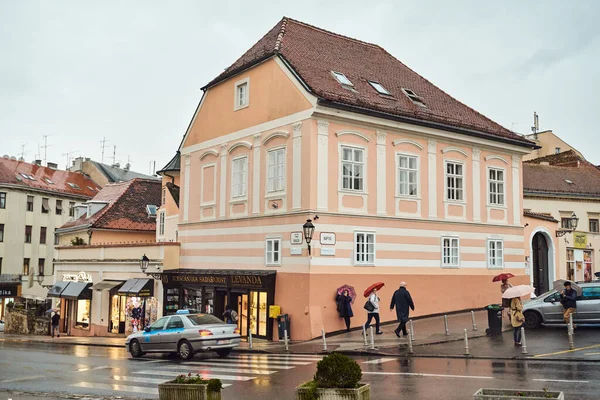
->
[303,219,315,255]
[36,274,44,285]
[139,254,162,279]
[556,212,579,237]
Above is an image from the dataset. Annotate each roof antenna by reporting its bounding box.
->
[100,137,110,163]
[42,134,53,165]
[531,111,539,139]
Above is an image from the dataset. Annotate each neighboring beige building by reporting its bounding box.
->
[523,161,600,285]
[156,152,180,243]
[523,130,585,161]
[69,157,159,188]
[0,157,99,317]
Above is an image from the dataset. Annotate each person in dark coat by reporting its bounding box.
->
[336,290,354,332]
[390,282,415,338]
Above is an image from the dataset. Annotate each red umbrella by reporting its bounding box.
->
[492,273,515,282]
[336,284,357,304]
[363,282,385,297]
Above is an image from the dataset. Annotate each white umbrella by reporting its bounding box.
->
[553,280,582,296]
[502,285,535,299]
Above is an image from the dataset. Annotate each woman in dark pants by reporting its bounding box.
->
[336,290,354,332]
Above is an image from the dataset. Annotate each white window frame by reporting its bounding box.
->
[158,211,165,237]
[444,160,465,202]
[487,167,506,206]
[265,238,281,266]
[234,77,250,111]
[487,239,504,269]
[267,147,286,193]
[368,81,390,95]
[231,156,248,199]
[354,231,375,266]
[396,153,419,197]
[441,236,460,268]
[340,145,366,193]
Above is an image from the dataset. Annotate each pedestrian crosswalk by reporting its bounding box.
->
[69,353,324,397]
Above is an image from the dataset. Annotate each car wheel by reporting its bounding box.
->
[216,348,232,358]
[129,340,144,358]
[178,340,194,360]
[524,311,541,329]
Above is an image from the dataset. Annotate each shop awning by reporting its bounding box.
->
[91,280,123,291]
[117,278,154,297]
[47,281,71,298]
[47,281,92,300]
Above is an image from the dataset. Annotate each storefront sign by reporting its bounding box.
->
[63,271,93,283]
[0,286,17,297]
[290,232,303,245]
[320,232,336,245]
[172,275,227,284]
[574,233,587,249]
[164,271,273,290]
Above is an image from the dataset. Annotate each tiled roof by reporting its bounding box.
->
[0,158,99,198]
[525,150,589,167]
[92,161,159,183]
[523,210,558,223]
[205,17,534,148]
[166,182,180,207]
[523,164,600,198]
[60,178,161,231]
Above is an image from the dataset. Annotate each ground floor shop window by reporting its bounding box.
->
[584,250,593,282]
[110,295,127,334]
[249,291,268,337]
[567,248,594,282]
[567,249,575,282]
[182,287,202,311]
[0,297,15,319]
[75,299,91,329]
[124,297,158,334]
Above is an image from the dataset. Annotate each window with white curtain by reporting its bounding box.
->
[354,232,375,265]
[265,238,281,265]
[398,154,418,196]
[342,146,364,191]
[231,156,248,198]
[441,237,460,267]
[487,239,504,268]
[267,148,285,192]
[445,162,464,201]
[488,168,505,205]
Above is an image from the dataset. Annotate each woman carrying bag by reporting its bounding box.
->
[363,288,383,335]
[510,296,525,347]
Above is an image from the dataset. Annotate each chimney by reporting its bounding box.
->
[47,162,58,169]
[125,163,131,171]
[34,159,42,166]
[112,162,120,168]
[71,157,84,172]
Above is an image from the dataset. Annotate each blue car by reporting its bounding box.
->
[125,311,240,360]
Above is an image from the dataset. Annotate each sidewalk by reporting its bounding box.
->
[0,309,499,352]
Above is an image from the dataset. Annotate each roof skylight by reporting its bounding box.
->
[402,88,426,107]
[146,205,157,217]
[369,81,391,95]
[565,179,574,185]
[67,182,81,190]
[44,178,54,184]
[20,172,35,181]
[331,71,354,87]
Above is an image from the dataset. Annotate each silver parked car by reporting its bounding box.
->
[125,311,241,360]
[523,282,600,328]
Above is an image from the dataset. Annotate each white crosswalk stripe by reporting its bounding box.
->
[68,353,321,396]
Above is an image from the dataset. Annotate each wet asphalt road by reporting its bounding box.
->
[1,342,600,399]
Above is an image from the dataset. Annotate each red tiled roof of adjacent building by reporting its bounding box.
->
[524,150,590,167]
[0,157,100,198]
[523,163,600,198]
[523,210,558,223]
[205,17,534,148]
[60,178,161,231]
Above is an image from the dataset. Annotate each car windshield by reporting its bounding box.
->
[186,314,225,326]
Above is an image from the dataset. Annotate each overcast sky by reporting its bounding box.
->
[1,1,599,173]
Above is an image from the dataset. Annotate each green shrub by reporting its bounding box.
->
[71,237,86,246]
[313,353,362,389]
[171,374,222,392]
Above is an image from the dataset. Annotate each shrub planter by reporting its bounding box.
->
[295,382,371,400]
[158,382,222,400]
[473,388,564,400]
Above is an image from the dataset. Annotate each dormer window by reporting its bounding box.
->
[146,205,157,217]
[331,71,354,87]
[402,88,426,107]
[369,81,390,95]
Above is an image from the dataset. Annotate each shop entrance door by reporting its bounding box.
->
[250,291,268,339]
[532,232,550,296]
[240,294,249,337]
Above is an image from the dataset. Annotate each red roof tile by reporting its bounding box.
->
[0,158,99,198]
[60,178,161,231]
[524,150,590,168]
[523,164,600,197]
[523,210,558,223]
[205,17,534,148]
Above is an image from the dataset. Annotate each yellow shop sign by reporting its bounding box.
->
[574,232,587,249]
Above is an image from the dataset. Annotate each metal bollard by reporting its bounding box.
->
[407,328,414,354]
[321,328,328,351]
[369,326,376,350]
[444,315,450,336]
[568,314,575,350]
[520,327,528,355]
[362,325,368,347]
[463,329,470,355]
[409,319,415,341]
[248,330,253,350]
[284,329,290,352]
[471,311,478,331]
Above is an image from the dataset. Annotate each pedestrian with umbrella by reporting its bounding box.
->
[502,285,534,347]
[363,282,384,335]
[493,273,514,320]
[335,287,354,332]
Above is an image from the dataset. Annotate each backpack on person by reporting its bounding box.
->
[230,310,238,323]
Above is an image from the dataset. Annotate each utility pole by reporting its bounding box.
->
[100,137,109,163]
